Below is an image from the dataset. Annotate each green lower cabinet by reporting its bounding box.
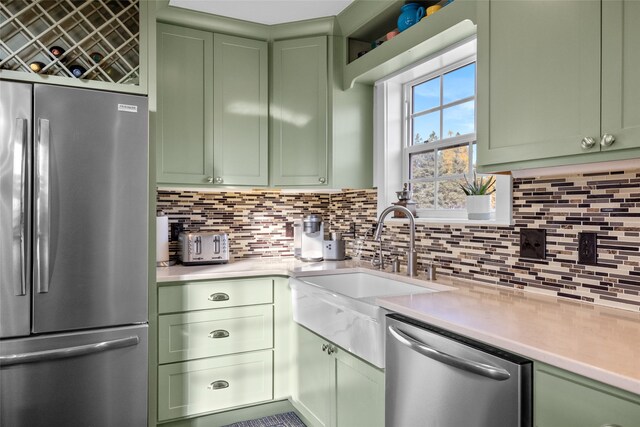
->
[534,363,640,427]
[291,325,384,427]
[158,350,274,421]
[334,347,384,427]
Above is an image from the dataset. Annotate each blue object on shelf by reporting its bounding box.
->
[397,3,425,32]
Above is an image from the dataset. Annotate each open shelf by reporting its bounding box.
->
[343,0,477,89]
[0,0,141,87]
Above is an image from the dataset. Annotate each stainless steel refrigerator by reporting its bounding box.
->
[0,81,149,426]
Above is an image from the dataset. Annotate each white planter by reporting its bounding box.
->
[466,195,491,220]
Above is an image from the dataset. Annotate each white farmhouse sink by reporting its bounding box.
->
[290,271,446,368]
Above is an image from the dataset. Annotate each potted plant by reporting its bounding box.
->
[459,172,496,220]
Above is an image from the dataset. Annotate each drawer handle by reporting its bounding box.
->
[207,380,229,390]
[601,425,622,427]
[208,329,230,339]
[208,292,229,302]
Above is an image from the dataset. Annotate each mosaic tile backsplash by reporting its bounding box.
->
[157,169,640,312]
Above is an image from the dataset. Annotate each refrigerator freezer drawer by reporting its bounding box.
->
[158,350,273,421]
[0,324,148,427]
[158,305,274,364]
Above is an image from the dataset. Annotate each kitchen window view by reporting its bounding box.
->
[404,61,492,215]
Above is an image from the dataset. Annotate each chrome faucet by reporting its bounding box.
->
[373,205,417,277]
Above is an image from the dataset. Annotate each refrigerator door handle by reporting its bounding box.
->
[388,325,511,381]
[0,335,139,367]
[12,118,27,296]
[35,118,50,294]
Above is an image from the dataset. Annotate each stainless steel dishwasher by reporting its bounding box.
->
[386,314,532,427]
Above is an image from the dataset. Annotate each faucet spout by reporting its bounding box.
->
[374,205,417,277]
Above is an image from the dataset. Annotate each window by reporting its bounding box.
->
[374,37,512,224]
[403,60,477,216]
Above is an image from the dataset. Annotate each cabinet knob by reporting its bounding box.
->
[318,177,326,184]
[207,380,229,390]
[206,176,214,183]
[600,134,616,147]
[214,176,223,184]
[321,344,328,352]
[581,137,597,149]
[327,345,337,355]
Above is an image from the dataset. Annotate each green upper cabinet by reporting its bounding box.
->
[271,36,329,186]
[534,363,640,427]
[477,0,640,172]
[477,0,601,168]
[601,0,640,153]
[156,25,268,186]
[156,23,214,185]
[213,34,269,186]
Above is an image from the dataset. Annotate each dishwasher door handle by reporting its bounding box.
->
[388,325,511,381]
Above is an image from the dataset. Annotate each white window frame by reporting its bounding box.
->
[373,36,512,225]
[402,57,477,218]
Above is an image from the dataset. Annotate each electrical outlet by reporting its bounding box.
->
[578,232,598,265]
[520,229,546,259]
[170,223,184,241]
[285,222,294,238]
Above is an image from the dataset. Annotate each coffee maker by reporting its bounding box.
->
[294,214,324,261]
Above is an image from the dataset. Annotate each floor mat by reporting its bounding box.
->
[222,412,306,427]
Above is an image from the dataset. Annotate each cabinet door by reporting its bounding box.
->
[291,325,334,427]
[157,24,214,184]
[334,349,384,427]
[477,0,601,168]
[534,363,640,427]
[213,34,268,186]
[601,0,640,152]
[272,36,328,186]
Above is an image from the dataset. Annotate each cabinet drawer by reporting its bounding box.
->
[159,305,273,364]
[535,363,640,427]
[158,350,273,421]
[158,277,273,313]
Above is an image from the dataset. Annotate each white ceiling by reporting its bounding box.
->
[168,0,355,26]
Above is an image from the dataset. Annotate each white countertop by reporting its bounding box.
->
[157,258,640,395]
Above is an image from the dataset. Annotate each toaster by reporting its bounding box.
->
[178,232,229,265]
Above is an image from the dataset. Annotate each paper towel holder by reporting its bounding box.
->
[156,211,176,267]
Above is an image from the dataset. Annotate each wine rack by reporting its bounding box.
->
[0,0,140,86]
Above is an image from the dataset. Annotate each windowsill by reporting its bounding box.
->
[384,217,513,227]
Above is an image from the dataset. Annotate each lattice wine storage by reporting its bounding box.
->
[0,0,140,85]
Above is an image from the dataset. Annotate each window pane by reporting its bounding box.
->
[443,101,474,138]
[437,144,469,177]
[443,63,475,104]
[438,179,466,209]
[413,111,440,144]
[411,182,435,209]
[410,151,435,179]
[412,77,440,113]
